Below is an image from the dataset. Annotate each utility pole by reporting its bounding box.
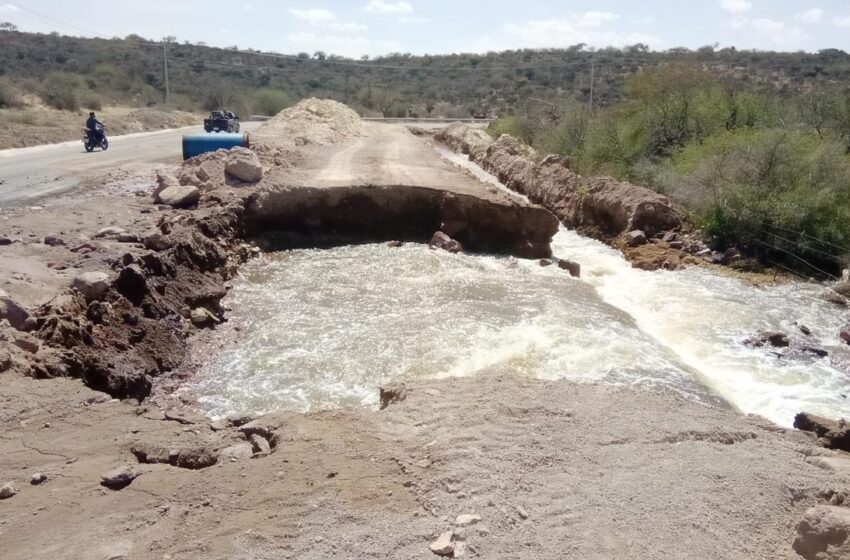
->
[163,38,170,106]
[588,58,596,112]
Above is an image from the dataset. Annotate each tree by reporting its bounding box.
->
[0,22,17,32]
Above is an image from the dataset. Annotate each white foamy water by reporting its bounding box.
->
[184,151,850,427]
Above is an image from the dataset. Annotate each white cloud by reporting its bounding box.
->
[719,0,752,14]
[502,14,662,50]
[289,8,337,24]
[364,1,414,14]
[0,3,19,12]
[287,31,401,57]
[398,16,430,24]
[728,17,808,47]
[288,8,367,33]
[577,12,619,27]
[834,15,850,28]
[796,9,823,24]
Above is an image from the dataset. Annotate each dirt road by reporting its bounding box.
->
[0,122,261,206]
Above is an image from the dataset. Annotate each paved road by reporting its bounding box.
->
[0,122,262,206]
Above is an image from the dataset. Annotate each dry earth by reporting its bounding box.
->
[1,100,849,559]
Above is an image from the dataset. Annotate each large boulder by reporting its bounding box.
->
[0,297,36,332]
[156,185,200,208]
[71,272,110,301]
[793,506,850,560]
[430,231,462,254]
[225,147,264,183]
[794,413,850,452]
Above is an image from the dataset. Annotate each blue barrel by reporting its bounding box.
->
[182,133,250,160]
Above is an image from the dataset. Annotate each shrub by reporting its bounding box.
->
[82,93,102,111]
[487,115,536,144]
[252,88,292,116]
[42,75,81,111]
[0,79,22,108]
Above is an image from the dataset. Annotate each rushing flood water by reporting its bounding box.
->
[184,152,850,427]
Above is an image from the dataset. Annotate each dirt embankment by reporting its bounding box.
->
[436,124,723,271]
[0,106,200,150]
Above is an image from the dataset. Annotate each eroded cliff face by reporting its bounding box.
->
[436,124,683,240]
[244,184,559,259]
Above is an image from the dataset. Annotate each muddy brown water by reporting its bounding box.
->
[181,153,850,428]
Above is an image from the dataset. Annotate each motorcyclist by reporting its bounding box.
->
[86,112,103,142]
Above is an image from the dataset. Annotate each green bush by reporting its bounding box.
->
[252,88,292,116]
[488,115,536,144]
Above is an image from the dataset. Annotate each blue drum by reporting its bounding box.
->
[182,133,250,160]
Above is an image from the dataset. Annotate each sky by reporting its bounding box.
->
[3,1,850,57]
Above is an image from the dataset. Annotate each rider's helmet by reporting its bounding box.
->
[89,112,95,118]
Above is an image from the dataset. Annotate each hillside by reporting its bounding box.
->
[3,29,850,118]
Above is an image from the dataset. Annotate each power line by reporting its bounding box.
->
[9,4,104,38]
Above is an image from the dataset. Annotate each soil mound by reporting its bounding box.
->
[254,98,362,147]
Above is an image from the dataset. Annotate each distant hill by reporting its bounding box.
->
[2,29,850,117]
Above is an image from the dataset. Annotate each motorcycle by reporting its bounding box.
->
[83,124,109,152]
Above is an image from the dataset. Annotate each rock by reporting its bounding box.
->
[841,330,850,345]
[793,505,850,560]
[218,442,254,462]
[626,230,648,247]
[116,234,140,244]
[379,383,408,410]
[668,240,685,250]
[800,346,829,359]
[30,473,47,485]
[169,448,218,470]
[825,291,849,307]
[0,297,36,332]
[226,414,255,427]
[455,514,482,527]
[558,259,581,278]
[225,147,264,183]
[71,271,111,301]
[154,170,180,199]
[387,240,403,248]
[164,408,208,425]
[190,307,219,327]
[799,324,812,336]
[100,467,139,489]
[746,331,790,348]
[794,413,850,452]
[114,264,148,305]
[94,226,126,238]
[43,235,65,247]
[0,237,12,246]
[249,434,272,457]
[834,281,850,298]
[156,185,200,209]
[144,232,174,252]
[429,531,454,556]
[516,505,529,519]
[0,482,17,499]
[430,231,462,254]
[11,331,40,354]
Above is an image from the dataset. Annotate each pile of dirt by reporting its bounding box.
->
[254,98,362,147]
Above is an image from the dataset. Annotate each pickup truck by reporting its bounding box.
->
[204,110,240,133]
